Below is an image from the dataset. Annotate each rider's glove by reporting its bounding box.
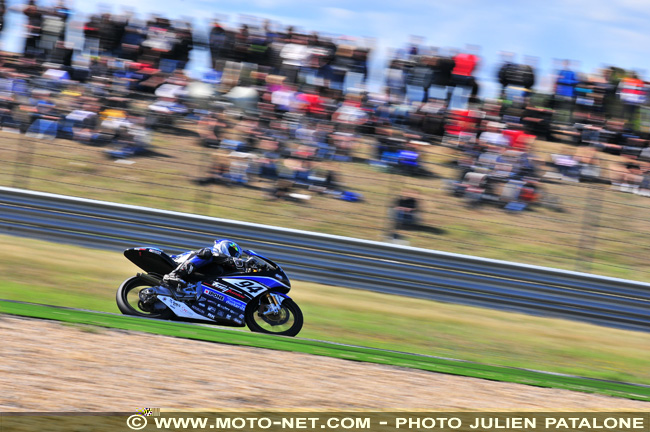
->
[244,257,259,273]
[232,257,245,270]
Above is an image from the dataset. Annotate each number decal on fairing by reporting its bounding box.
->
[225,279,267,295]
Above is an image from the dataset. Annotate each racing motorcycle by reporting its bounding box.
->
[116,246,303,336]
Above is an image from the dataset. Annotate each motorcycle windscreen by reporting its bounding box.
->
[124,248,177,275]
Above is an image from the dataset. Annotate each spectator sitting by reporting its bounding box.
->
[197,112,225,148]
[478,121,509,148]
[195,153,229,185]
[637,167,650,197]
[48,41,73,68]
[307,163,342,194]
[502,126,534,151]
[550,151,580,182]
[332,93,368,126]
[292,159,313,186]
[26,90,59,138]
[271,81,297,114]
[573,144,602,182]
[107,124,149,159]
[265,164,312,201]
[267,178,294,200]
[609,158,645,193]
[62,106,97,141]
[296,85,325,118]
[257,157,279,181]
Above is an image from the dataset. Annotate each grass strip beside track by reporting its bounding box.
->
[2,300,648,403]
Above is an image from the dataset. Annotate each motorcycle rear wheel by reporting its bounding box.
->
[245,293,303,337]
[116,275,172,319]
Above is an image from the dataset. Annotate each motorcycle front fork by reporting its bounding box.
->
[260,292,284,316]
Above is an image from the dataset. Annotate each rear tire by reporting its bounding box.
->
[245,294,303,337]
[116,275,172,319]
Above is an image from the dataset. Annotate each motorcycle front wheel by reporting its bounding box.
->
[116,275,172,319]
[245,293,303,337]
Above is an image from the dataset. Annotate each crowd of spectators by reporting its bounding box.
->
[2,1,650,236]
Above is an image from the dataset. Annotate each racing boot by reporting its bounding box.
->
[177,285,197,301]
[162,273,194,300]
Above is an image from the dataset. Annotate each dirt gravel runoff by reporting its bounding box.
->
[1,315,648,412]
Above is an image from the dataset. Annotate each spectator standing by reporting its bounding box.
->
[53,0,71,41]
[83,14,101,54]
[49,40,72,67]
[346,47,369,92]
[97,13,116,55]
[279,34,308,83]
[329,44,354,92]
[554,60,579,122]
[0,0,6,33]
[208,20,227,71]
[419,55,436,103]
[385,59,406,103]
[430,51,454,103]
[262,19,276,43]
[390,189,421,240]
[40,5,67,58]
[618,71,646,130]
[232,23,249,62]
[119,23,145,61]
[352,47,369,83]
[23,0,43,58]
[602,66,626,119]
[171,23,193,70]
[406,55,434,103]
[497,53,535,101]
[448,47,480,106]
[297,32,321,85]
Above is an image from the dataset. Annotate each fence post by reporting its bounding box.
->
[193,145,213,215]
[12,135,35,190]
[575,183,602,272]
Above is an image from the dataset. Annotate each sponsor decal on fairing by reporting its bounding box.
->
[158,296,212,321]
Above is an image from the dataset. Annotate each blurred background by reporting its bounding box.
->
[0,0,650,282]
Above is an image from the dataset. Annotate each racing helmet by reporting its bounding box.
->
[213,239,242,258]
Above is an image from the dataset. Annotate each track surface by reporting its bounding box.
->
[2,315,649,411]
[2,299,649,404]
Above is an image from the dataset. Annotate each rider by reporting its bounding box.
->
[163,239,245,298]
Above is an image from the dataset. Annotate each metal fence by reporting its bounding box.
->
[1,186,649,332]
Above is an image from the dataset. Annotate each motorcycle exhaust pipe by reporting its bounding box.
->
[137,273,163,286]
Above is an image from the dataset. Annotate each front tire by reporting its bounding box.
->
[116,275,172,319]
[245,293,303,337]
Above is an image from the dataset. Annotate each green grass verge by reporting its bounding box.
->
[2,300,648,402]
